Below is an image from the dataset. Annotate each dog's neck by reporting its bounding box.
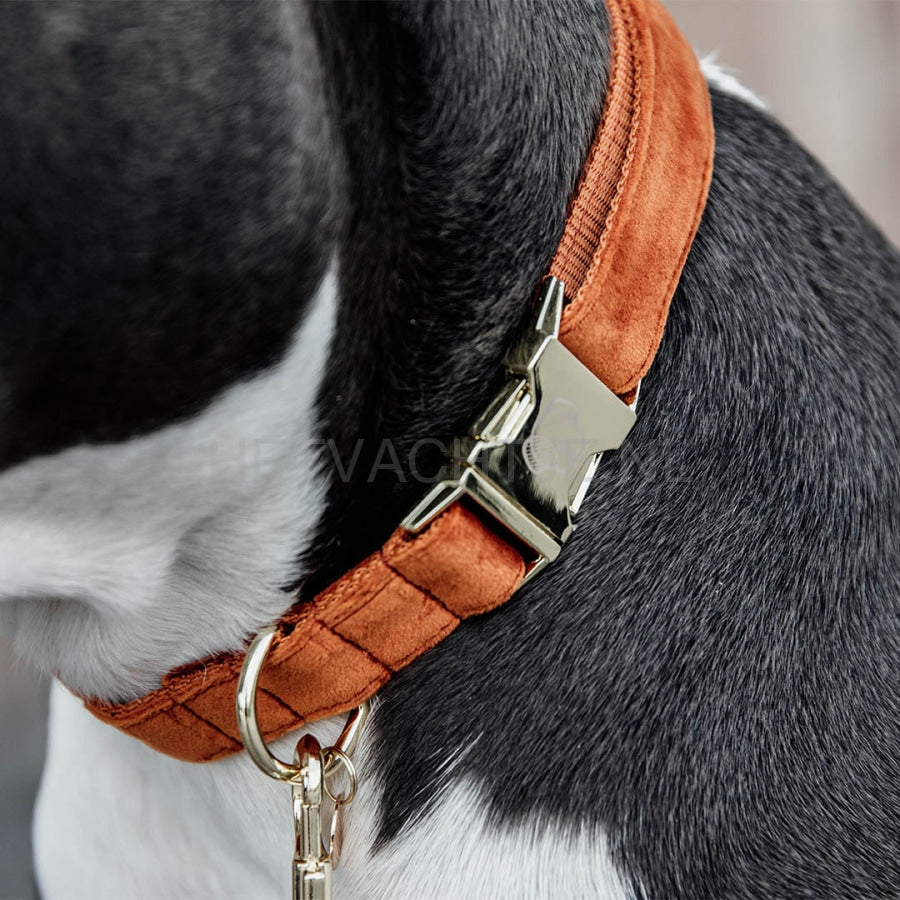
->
[303,1,613,592]
[0,3,612,703]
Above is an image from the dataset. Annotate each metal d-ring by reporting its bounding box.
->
[236,625,296,781]
[235,624,371,782]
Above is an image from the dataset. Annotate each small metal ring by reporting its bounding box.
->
[322,747,358,806]
[236,625,299,782]
[236,625,373,784]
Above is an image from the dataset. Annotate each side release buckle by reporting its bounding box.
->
[401,277,636,583]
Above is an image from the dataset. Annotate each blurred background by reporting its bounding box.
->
[670,0,899,244]
[1,2,897,898]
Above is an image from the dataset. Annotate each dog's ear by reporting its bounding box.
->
[0,1,338,472]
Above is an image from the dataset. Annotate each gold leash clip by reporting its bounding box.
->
[236,625,370,900]
[292,733,331,900]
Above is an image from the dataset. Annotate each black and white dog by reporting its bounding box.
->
[1,2,897,898]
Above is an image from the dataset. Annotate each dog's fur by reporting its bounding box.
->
[0,2,898,898]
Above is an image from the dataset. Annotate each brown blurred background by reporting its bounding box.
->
[1,3,898,898]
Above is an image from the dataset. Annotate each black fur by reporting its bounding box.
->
[369,90,900,898]
[0,1,334,469]
[304,0,611,585]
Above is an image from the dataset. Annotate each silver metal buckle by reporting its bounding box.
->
[401,276,636,583]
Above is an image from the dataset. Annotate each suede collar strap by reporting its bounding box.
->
[83,0,714,763]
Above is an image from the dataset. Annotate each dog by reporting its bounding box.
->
[1,1,897,898]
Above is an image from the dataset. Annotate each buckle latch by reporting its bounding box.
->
[401,276,636,582]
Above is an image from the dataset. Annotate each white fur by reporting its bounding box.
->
[700,55,766,110]
[337,763,635,900]
[36,685,634,899]
[0,267,336,699]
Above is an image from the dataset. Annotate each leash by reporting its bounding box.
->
[78,0,714,894]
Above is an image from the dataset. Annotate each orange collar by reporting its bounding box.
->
[83,0,714,763]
